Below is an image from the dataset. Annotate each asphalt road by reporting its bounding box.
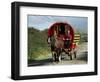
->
[28,43,88,67]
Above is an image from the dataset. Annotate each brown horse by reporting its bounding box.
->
[51,31,76,62]
[51,31,64,62]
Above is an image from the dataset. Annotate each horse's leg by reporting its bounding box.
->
[58,54,61,62]
[74,50,77,58]
[52,53,54,61]
[53,52,56,62]
[57,49,62,62]
[61,48,64,60]
[68,51,73,60]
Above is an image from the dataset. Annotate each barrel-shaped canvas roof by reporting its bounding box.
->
[48,22,74,44]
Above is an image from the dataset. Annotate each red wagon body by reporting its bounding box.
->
[47,22,78,61]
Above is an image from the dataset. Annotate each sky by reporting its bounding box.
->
[27,15,88,31]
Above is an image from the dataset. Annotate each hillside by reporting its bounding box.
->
[28,27,51,60]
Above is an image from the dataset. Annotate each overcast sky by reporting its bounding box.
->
[27,15,87,31]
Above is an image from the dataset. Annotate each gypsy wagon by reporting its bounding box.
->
[47,22,80,62]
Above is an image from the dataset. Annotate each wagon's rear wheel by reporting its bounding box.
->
[69,51,77,60]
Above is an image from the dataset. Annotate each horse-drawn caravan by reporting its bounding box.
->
[47,22,80,62]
